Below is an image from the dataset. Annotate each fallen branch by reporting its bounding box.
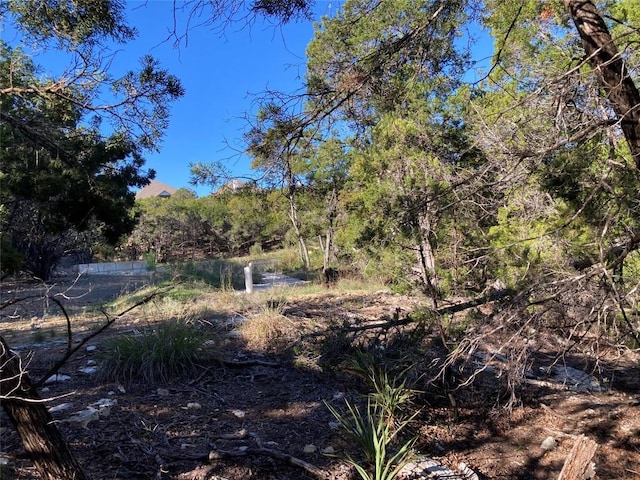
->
[301,316,414,339]
[208,447,330,480]
[557,434,598,480]
[219,359,281,368]
[300,289,515,339]
[201,429,331,479]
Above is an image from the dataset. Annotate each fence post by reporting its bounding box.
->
[244,262,254,294]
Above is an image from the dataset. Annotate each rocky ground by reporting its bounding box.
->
[1,274,639,480]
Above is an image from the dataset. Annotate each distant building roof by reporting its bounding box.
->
[219,179,246,192]
[136,180,178,199]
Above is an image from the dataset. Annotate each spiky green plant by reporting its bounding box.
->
[342,351,415,423]
[325,398,416,480]
[368,367,414,423]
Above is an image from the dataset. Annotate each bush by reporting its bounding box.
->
[0,234,23,276]
[326,353,418,480]
[325,397,416,480]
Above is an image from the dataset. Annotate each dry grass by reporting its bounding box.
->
[238,295,297,351]
[1,264,388,365]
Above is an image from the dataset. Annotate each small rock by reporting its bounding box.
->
[86,345,97,352]
[66,407,100,429]
[93,398,117,408]
[549,366,606,392]
[322,446,335,454]
[78,366,97,375]
[86,359,97,366]
[303,444,317,454]
[157,388,170,396]
[49,403,72,413]
[238,446,249,452]
[186,402,202,409]
[541,436,558,451]
[328,421,341,430]
[231,409,246,418]
[93,398,117,418]
[44,374,71,384]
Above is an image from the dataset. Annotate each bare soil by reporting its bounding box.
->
[1,275,639,480]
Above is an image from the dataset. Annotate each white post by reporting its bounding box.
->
[244,262,254,294]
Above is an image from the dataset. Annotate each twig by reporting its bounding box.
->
[218,359,281,368]
[301,316,414,339]
[208,447,330,480]
[205,429,330,479]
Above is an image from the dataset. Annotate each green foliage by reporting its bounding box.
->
[129,187,291,261]
[326,348,419,480]
[0,234,23,276]
[1,3,183,279]
[6,0,136,47]
[249,242,264,256]
[99,320,209,385]
[173,259,253,290]
[343,351,415,424]
[326,398,416,480]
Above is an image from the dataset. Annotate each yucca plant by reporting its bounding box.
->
[342,351,416,424]
[325,397,416,480]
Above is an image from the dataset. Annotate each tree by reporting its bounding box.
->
[466,0,640,360]
[246,103,313,268]
[0,1,184,279]
[303,0,473,296]
[1,2,183,478]
[306,137,349,271]
[1,337,88,480]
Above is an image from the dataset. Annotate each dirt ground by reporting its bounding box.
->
[1,275,639,480]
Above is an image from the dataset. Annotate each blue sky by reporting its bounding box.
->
[117,2,493,197]
[119,1,328,196]
[4,1,493,197]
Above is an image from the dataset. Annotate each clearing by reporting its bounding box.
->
[1,273,638,480]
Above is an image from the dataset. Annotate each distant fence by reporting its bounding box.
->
[73,261,149,276]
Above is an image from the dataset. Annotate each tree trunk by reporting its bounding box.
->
[0,336,88,480]
[323,187,338,271]
[564,0,640,169]
[417,209,439,304]
[287,188,310,269]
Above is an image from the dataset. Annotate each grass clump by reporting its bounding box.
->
[238,296,296,351]
[99,319,211,385]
